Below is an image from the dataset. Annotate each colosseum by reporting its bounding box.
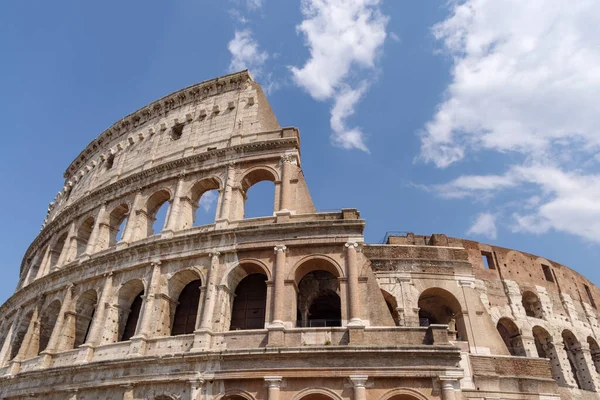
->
[1,70,599,400]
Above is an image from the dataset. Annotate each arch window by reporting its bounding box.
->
[381,289,400,326]
[230,274,267,330]
[418,288,467,341]
[24,251,44,285]
[146,190,171,236]
[296,270,341,327]
[562,330,594,391]
[76,217,95,256]
[116,280,145,342]
[38,300,62,354]
[189,178,220,228]
[496,317,526,356]
[588,337,600,374]
[240,169,276,219]
[172,279,201,335]
[48,232,68,270]
[10,310,34,360]
[73,290,97,347]
[522,291,544,319]
[109,204,129,246]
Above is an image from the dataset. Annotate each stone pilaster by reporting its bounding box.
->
[40,285,74,365]
[164,176,186,233]
[345,242,363,326]
[216,162,236,225]
[278,155,294,212]
[271,245,287,325]
[265,376,283,400]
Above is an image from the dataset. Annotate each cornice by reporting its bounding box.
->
[65,70,253,180]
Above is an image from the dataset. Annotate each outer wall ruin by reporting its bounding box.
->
[0,71,598,400]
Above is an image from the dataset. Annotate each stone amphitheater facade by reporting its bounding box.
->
[1,71,600,400]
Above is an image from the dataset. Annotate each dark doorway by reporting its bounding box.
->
[172,279,201,335]
[230,274,267,330]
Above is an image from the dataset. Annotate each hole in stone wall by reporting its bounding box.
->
[105,154,115,170]
[171,123,184,140]
[542,264,555,282]
[481,251,495,269]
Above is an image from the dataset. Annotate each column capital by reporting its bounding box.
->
[151,260,162,268]
[345,242,359,248]
[274,245,287,253]
[264,376,283,388]
[349,375,369,387]
[210,251,221,259]
[280,154,297,165]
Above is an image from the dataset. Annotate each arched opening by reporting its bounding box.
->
[297,270,342,327]
[76,217,95,256]
[562,330,594,390]
[298,395,336,400]
[384,395,426,400]
[496,317,526,356]
[588,337,600,374]
[241,169,277,219]
[109,204,129,246]
[25,250,44,285]
[147,190,171,235]
[418,288,466,341]
[49,232,68,270]
[230,274,267,330]
[117,280,145,342]
[381,290,400,326]
[189,178,220,228]
[10,310,34,360]
[533,326,566,385]
[39,300,61,354]
[74,290,97,347]
[522,291,544,319]
[172,279,202,335]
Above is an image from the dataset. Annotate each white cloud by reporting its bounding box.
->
[199,191,218,213]
[228,29,269,77]
[421,0,600,167]
[467,212,497,239]
[420,0,600,244]
[246,0,263,10]
[291,0,388,151]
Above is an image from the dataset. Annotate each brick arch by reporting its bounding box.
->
[291,388,343,400]
[379,388,430,400]
[288,255,344,283]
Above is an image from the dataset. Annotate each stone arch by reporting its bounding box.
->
[145,188,173,236]
[108,203,129,246]
[418,287,467,341]
[72,289,98,348]
[496,317,526,356]
[76,216,95,257]
[24,249,44,285]
[186,177,222,229]
[379,388,430,400]
[116,279,145,342]
[522,291,544,319]
[10,309,34,360]
[215,389,256,400]
[222,259,272,290]
[154,395,177,400]
[562,329,594,390]
[296,270,342,328]
[38,299,62,354]
[239,167,278,219]
[291,387,343,400]
[532,325,566,385]
[48,231,69,271]
[229,273,268,330]
[169,269,203,336]
[289,255,344,283]
[588,336,600,374]
[381,289,400,326]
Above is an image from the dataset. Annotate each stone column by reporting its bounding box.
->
[200,253,220,330]
[57,222,77,267]
[122,384,134,400]
[120,192,142,243]
[279,156,293,212]
[11,302,42,374]
[36,245,54,280]
[439,378,459,400]
[217,162,236,223]
[345,242,362,325]
[77,273,113,363]
[272,245,287,325]
[349,375,368,400]
[265,376,283,400]
[83,205,107,256]
[137,262,162,339]
[164,177,186,233]
[40,285,74,365]
[189,377,205,400]
[0,308,23,367]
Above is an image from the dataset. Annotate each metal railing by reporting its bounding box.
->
[296,319,342,328]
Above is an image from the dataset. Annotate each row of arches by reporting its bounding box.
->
[494,316,600,391]
[22,167,284,288]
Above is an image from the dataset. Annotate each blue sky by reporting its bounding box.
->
[2,0,600,304]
